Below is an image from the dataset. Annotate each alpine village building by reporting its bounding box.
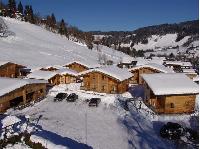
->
[0,61,26,78]
[27,70,61,86]
[55,68,78,84]
[129,63,174,84]
[79,66,132,94]
[0,77,47,113]
[64,60,100,73]
[142,73,199,114]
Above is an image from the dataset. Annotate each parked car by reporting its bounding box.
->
[66,93,78,102]
[54,93,68,102]
[88,98,101,107]
[160,122,185,140]
[185,128,199,143]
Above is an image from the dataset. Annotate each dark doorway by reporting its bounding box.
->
[26,92,34,102]
[10,96,23,107]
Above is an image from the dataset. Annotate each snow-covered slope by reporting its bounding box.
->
[0,17,128,69]
[132,34,191,51]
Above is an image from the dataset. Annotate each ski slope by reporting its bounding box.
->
[0,17,128,69]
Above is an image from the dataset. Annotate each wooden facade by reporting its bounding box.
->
[143,82,196,114]
[80,71,129,94]
[185,73,198,80]
[59,74,77,84]
[0,62,25,78]
[47,74,61,86]
[0,83,46,113]
[65,62,89,73]
[130,67,161,84]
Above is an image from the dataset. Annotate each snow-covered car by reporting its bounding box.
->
[66,93,78,102]
[54,93,68,102]
[160,122,185,140]
[89,98,101,107]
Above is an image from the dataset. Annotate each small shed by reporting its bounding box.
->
[142,73,199,114]
[79,66,132,94]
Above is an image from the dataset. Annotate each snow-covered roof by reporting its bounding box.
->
[164,61,183,66]
[129,63,174,73]
[135,57,150,66]
[182,69,197,74]
[55,68,78,76]
[164,61,192,67]
[0,77,47,97]
[182,62,192,67]
[79,66,133,82]
[0,61,9,66]
[42,65,63,69]
[27,70,59,80]
[64,60,100,69]
[142,73,199,95]
[150,57,166,65]
[121,56,136,63]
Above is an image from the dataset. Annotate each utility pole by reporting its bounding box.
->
[85,109,88,145]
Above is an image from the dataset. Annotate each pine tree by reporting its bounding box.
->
[8,0,16,17]
[17,1,23,14]
[50,13,57,30]
[59,19,67,35]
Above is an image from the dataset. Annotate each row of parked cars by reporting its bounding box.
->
[54,92,101,107]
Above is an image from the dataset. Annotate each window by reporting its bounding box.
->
[112,86,117,91]
[102,75,106,80]
[102,85,105,91]
[170,103,175,108]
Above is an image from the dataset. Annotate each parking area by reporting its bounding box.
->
[6,89,129,149]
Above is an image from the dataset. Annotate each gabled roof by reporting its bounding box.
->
[163,61,183,66]
[0,61,25,68]
[64,60,100,69]
[79,66,133,82]
[142,73,199,95]
[0,61,10,67]
[129,63,174,73]
[0,77,47,97]
[164,61,192,67]
[55,68,78,76]
[27,70,59,80]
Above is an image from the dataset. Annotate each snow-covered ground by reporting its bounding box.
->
[2,84,198,149]
[0,17,129,70]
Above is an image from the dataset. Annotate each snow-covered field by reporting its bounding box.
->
[2,84,198,149]
[0,17,128,70]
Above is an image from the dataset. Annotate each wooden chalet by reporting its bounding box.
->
[64,60,100,73]
[129,63,174,84]
[0,77,47,113]
[0,61,26,78]
[40,65,62,71]
[56,68,78,84]
[142,73,199,114]
[79,66,132,94]
[27,70,61,86]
